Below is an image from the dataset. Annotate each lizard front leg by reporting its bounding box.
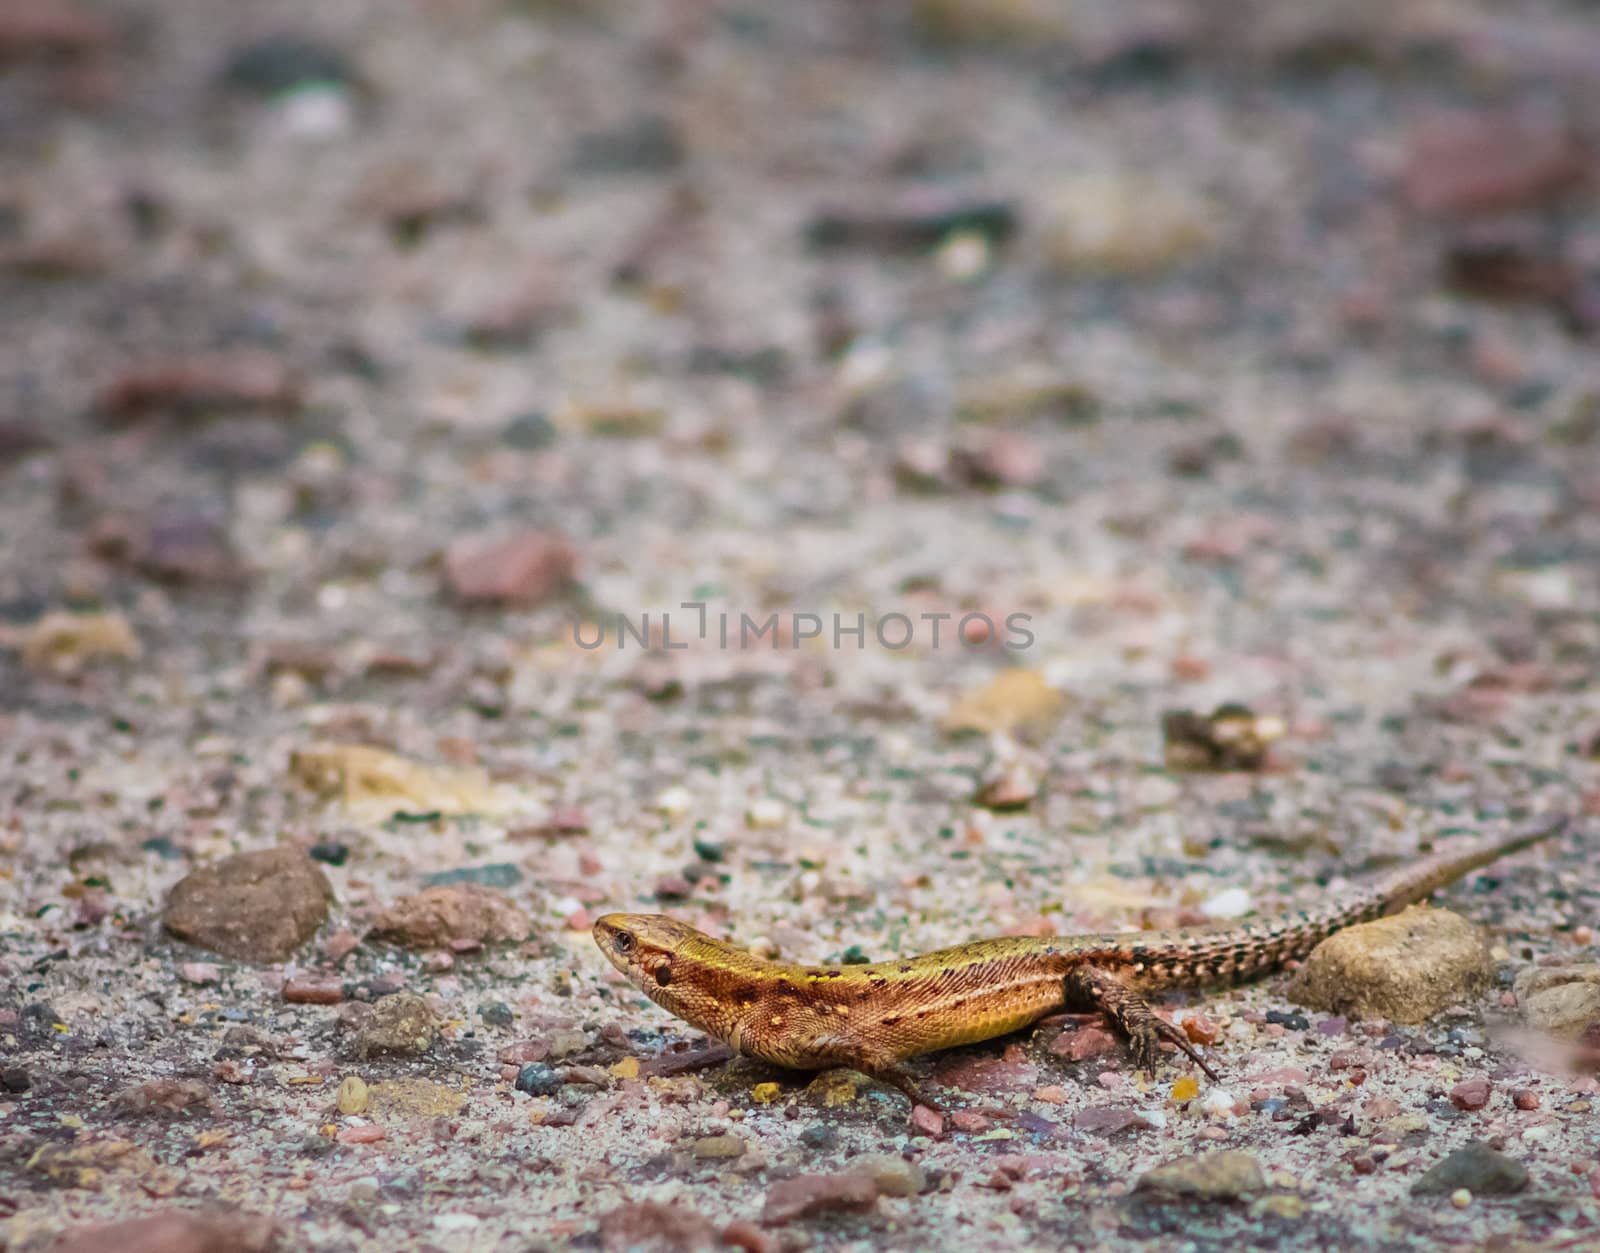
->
[1062,964,1220,1082]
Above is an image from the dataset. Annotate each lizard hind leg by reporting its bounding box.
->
[1062,964,1220,1083]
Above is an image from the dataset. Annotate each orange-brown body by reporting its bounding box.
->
[594,818,1564,1099]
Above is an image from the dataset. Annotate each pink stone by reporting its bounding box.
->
[337,1124,385,1144]
[1449,1077,1491,1111]
[910,1105,944,1137]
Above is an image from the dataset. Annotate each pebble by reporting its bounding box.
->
[597,1202,718,1252]
[1449,1078,1491,1111]
[760,1172,879,1226]
[1136,1150,1266,1200]
[367,884,530,948]
[1513,1089,1540,1111]
[1403,113,1585,216]
[857,1154,925,1197]
[163,846,333,963]
[283,977,343,1005]
[655,786,693,817]
[1450,1188,1472,1209]
[1183,1013,1220,1045]
[1288,906,1493,1024]
[337,1076,369,1115]
[1050,1023,1117,1061]
[910,1105,945,1138]
[1202,1088,1239,1117]
[1,1066,31,1093]
[353,993,436,1059]
[1042,174,1217,276]
[41,1210,278,1253]
[443,529,575,607]
[1412,1142,1529,1196]
[746,799,787,828]
[799,1123,838,1150]
[1199,887,1253,920]
[178,962,220,986]
[337,1125,385,1145]
[692,1134,746,1159]
[515,1063,561,1097]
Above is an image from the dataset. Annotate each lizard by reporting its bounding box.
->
[593,813,1567,1108]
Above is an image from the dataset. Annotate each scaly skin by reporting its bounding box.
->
[593,815,1566,1105]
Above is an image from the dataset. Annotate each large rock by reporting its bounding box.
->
[1288,906,1493,1024]
[164,847,333,963]
[1412,1142,1529,1196]
[1513,965,1600,1038]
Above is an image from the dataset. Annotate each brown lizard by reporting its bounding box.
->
[593,814,1566,1107]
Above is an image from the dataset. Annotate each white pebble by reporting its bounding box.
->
[433,1213,482,1231]
[655,785,693,817]
[1202,1087,1238,1117]
[1200,887,1252,920]
[1450,1189,1472,1209]
[746,798,787,829]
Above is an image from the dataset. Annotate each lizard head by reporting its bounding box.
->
[592,912,769,1044]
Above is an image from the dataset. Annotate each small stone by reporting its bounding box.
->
[17,611,140,676]
[444,529,575,607]
[353,993,436,1059]
[857,1154,924,1198]
[1074,1106,1155,1135]
[1403,113,1586,216]
[112,1079,213,1118]
[1043,174,1218,276]
[655,785,693,817]
[806,189,1017,252]
[941,669,1066,741]
[1171,1076,1200,1102]
[1513,966,1600,1038]
[97,352,302,424]
[1451,1188,1472,1209]
[482,1002,514,1028]
[746,798,787,829]
[177,962,220,986]
[1183,1013,1220,1045]
[760,1172,879,1226]
[366,1077,465,1120]
[654,873,693,901]
[1201,1088,1239,1118]
[597,1202,718,1253]
[1513,1089,1540,1111]
[799,1123,838,1150]
[336,1124,384,1145]
[283,977,343,1005]
[692,1134,746,1159]
[547,1029,587,1059]
[1052,1023,1118,1062]
[2,1066,32,1093]
[308,841,348,866]
[367,884,530,948]
[950,1111,992,1133]
[514,1063,561,1097]
[1200,887,1253,920]
[163,847,333,964]
[1412,1142,1530,1196]
[220,35,352,95]
[1449,1078,1491,1111]
[1162,704,1277,771]
[1288,906,1494,1024]
[336,1076,368,1115]
[41,1210,278,1253]
[910,1105,945,1138]
[1137,1150,1266,1201]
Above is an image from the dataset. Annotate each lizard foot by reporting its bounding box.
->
[1063,964,1220,1083]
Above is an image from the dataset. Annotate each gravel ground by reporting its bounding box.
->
[3,2,1600,1250]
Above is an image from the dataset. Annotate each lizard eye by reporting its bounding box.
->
[614,931,635,955]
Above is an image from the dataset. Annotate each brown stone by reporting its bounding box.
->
[598,1201,718,1252]
[47,1211,278,1253]
[760,1172,879,1226]
[367,884,529,948]
[1403,113,1587,217]
[1288,906,1493,1024]
[1513,965,1600,1038]
[111,1079,214,1118]
[164,847,333,963]
[96,352,301,425]
[1450,1077,1491,1111]
[283,976,343,1005]
[443,529,575,607]
[353,992,436,1059]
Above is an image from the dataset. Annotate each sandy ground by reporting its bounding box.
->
[3,1,1600,1249]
